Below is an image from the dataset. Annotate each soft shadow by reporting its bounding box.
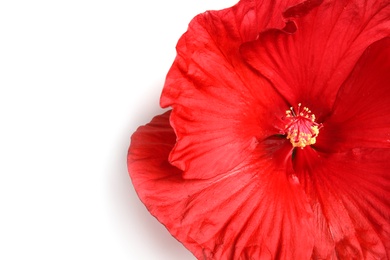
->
[106,83,195,260]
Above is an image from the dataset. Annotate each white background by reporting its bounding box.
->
[0,0,238,259]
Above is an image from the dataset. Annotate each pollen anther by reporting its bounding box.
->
[284,104,322,148]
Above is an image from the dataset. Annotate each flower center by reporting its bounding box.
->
[284,103,322,148]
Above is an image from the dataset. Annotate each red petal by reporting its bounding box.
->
[318,37,390,151]
[160,1,301,179]
[294,147,390,258]
[241,0,390,115]
[128,112,315,259]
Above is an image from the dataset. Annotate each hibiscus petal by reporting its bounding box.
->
[160,0,307,179]
[128,111,315,259]
[318,37,390,151]
[241,0,390,116]
[294,147,390,259]
[161,3,286,179]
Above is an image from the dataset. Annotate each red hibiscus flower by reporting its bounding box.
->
[128,0,390,259]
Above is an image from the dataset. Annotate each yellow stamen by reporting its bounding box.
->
[284,104,322,148]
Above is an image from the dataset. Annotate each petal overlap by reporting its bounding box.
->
[129,111,315,259]
[160,0,306,179]
[128,0,390,259]
[241,0,390,115]
[318,37,390,152]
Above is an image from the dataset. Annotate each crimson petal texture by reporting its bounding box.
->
[241,0,390,116]
[160,0,305,180]
[128,111,315,259]
[129,0,390,259]
[294,147,390,259]
[318,37,390,152]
